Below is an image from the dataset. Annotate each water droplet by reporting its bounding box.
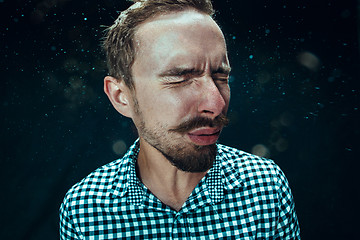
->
[252,144,270,158]
[112,140,127,155]
[317,103,324,108]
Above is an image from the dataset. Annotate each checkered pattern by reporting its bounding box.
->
[60,140,300,239]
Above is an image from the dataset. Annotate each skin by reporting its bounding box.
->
[104,9,231,211]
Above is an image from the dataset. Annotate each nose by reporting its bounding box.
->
[197,77,227,118]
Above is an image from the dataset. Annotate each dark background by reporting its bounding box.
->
[1,0,359,239]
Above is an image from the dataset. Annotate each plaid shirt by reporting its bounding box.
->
[60,140,300,239]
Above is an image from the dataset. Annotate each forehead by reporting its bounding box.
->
[133,10,228,74]
[135,10,224,47]
[136,9,220,34]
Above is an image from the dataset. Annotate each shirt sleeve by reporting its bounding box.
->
[59,197,80,240]
[274,165,301,239]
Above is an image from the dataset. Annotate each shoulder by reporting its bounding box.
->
[59,157,131,237]
[61,141,139,209]
[216,144,288,188]
[61,158,125,207]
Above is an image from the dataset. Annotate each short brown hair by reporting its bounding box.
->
[102,0,214,90]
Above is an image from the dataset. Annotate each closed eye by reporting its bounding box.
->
[167,78,190,85]
[213,74,229,83]
[161,76,193,88]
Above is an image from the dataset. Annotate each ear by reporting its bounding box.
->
[104,76,133,118]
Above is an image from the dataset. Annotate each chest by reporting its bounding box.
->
[72,190,279,239]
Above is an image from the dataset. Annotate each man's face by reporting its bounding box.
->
[130,10,231,172]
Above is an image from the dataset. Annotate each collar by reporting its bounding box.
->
[109,139,141,201]
[109,140,244,207]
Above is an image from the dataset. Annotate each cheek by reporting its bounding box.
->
[223,87,231,107]
[136,88,193,124]
[158,93,194,120]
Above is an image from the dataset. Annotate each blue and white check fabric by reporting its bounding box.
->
[60,140,300,239]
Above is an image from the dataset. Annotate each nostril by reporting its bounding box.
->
[202,109,213,114]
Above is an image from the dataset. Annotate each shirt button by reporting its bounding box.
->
[175,213,182,220]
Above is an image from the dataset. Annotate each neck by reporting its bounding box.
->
[137,138,207,211]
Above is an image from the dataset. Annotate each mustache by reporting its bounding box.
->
[169,114,229,134]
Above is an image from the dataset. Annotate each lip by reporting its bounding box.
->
[187,127,221,146]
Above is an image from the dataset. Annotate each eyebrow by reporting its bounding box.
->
[213,66,231,75]
[159,66,231,78]
[158,67,203,77]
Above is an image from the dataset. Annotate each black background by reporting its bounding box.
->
[1,0,359,239]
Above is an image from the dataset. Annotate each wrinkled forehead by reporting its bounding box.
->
[130,10,229,84]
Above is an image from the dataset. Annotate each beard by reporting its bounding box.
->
[145,133,218,172]
[132,96,228,173]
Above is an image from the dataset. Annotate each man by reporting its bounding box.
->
[60,0,301,239]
